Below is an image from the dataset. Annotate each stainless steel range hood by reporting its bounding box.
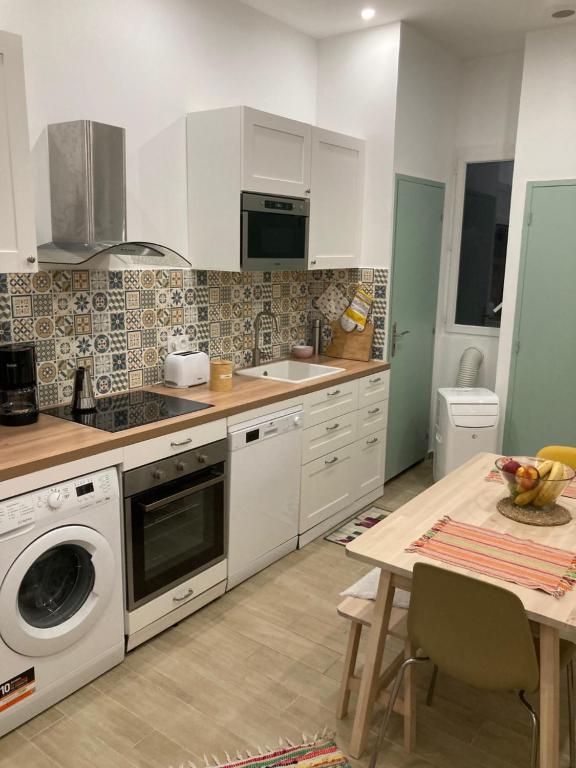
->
[38,120,189,268]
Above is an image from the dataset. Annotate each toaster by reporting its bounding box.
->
[164,351,210,388]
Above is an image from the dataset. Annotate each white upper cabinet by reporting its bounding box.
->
[241,108,311,198]
[187,106,364,272]
[308,128,364,270]
[0,31,37,273]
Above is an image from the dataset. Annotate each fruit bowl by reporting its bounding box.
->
[495,456,575,510]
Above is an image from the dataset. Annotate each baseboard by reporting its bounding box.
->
[298,486,384,548]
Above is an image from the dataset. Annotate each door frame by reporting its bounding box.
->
[386,174,446,479]
[503,178,576,452]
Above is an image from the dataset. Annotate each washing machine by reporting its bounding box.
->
[0,467,124,737]
[433,388,500,481]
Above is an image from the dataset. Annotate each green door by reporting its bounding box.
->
[386,175,445,481]
[504,181,576,455]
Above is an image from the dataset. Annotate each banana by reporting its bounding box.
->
[515,483,543,506]
[538,459,554,479]
[533,461,565,507]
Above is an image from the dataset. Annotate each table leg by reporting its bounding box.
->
[539,624,560,768]
[348,569,395,758]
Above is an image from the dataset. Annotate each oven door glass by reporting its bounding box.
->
[245,211,307,262]
[127,464,225,608]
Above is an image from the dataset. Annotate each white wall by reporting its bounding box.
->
[0,0,318,257]
[495,26,576,437]
[432,51,524,418]
[316,23,401,269]
[394,25,459,183]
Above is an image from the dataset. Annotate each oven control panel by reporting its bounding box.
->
[0,468,119,536]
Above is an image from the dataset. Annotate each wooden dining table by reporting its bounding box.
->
[344,452,576,767]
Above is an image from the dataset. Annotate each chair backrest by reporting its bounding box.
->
[537,445,576,470]
[408,563,540,692]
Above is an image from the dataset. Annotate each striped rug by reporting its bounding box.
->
[406,516,576,598]
[175,737,351,768]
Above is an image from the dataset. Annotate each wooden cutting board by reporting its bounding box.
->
[324,321,374,362]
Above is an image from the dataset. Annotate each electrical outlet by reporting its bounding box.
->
[167,333,191,353]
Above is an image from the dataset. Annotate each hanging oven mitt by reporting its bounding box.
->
[340,288,373,332]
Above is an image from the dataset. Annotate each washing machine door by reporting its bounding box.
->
[0,525,115,657]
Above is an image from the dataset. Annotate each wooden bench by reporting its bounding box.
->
[337,596,416,748]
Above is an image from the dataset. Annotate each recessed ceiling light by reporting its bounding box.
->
[361,7,376,20]
[552,7,575,16]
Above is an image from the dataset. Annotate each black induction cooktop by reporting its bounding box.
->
[43,391,213,433]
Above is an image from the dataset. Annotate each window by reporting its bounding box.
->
[453,159,514,329]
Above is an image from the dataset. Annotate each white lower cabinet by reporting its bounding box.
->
[300,445,356,533]
[354,429,387,497]
[299,371,390,537]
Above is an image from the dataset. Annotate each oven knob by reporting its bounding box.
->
[47,491,63,510]
[293,415,303,427]
[176,461,186,472]
[197,454,208,465]
[153,469,166,481]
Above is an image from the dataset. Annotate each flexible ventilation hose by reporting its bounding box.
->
[456,346,484,388]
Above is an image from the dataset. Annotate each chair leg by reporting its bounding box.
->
[426,665,439,707]
[567,660,575,768]
[337,621,362,719]
[518,690,539,768]
[368,656,429,768]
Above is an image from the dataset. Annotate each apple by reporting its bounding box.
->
[501,458,522,475]
[515,465,539,491]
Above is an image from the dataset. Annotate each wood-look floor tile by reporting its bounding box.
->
[0,732,60,767]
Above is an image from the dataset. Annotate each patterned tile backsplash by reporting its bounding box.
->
[0,267,387,408]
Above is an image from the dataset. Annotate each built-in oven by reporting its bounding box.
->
[123,439,227,623]
[241,192,309,271]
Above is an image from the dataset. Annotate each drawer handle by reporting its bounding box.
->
[325,456,338,465]
[367,437,379,445]
[326,389,341,397]
[326,423,340,431]
[369,377,382,384]
[368,408,380,415]
[171,438,192,448]
[173,588,195,602]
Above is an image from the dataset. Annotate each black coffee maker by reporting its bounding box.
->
[0,343,39,426]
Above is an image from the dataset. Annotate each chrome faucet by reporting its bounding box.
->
[253,310,279,366]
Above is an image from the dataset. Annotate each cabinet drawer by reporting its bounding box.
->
[303,380,357,428]
[123,419,227,470]
[302,411,357,464]
[300,444,355,533]
[358,371,389,407]
[357,401,388,439]
[354,429,386,498]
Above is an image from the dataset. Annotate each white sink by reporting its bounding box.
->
[237,360,345,383]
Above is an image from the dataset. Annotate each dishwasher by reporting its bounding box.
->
[227,405,303,589]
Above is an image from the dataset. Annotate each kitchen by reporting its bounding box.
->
[1,2,576,768]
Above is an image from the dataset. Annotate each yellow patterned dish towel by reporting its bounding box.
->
[340,288,373,332]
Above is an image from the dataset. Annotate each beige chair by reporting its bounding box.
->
[369,563,576,768]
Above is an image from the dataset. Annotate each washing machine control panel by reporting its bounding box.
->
[0,468,119,536]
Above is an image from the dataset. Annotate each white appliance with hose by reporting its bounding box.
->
[0,468,124,737]
[227,405,303,588]
[433,388,499,481]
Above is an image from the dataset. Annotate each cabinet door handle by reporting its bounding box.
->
[367,437,378,445]
[368,408,380,415]
[171,438,192,448]
[369,377,382,384]
[173,588,195,602]
[325,456,338,465]
[326,390,341,397]
[326,423,340,431]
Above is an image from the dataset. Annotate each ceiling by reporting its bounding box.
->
[238,0,576,58]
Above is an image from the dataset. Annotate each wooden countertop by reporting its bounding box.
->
[0,356,389,483]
